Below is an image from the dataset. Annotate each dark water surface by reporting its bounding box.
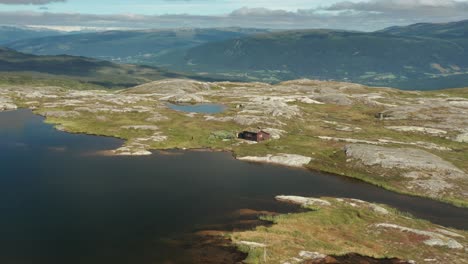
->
[166,103,225,114]
[0,109,467,264]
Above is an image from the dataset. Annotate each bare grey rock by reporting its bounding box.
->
[160,94,208,103]
[261,128,286,139]
[237,241,266,248]
[145,113,169,122]
[0,96,17,111]
[42,110,80,118]
[455,133,468,143]
[345,144,467,198]
[232,115,282,126]
[238,154,312,168]
[375,223,464,249]
[299,251,327,260]
[345,144,463,173]
[314,94,353,105]
[243,96,301,119]
[134,132,168,143]
[113,146,152,156]
[339,198,389,215]
[377,97,468,134]
[320,136,450,151]
[121,125,159,131]
[408,178,455,196]
[0,102,17,111]
[323,121,362,132]
[125,79,214,95]
[386,126,447,136]
[276,196,331,207]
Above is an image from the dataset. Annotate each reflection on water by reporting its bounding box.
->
[0,109,466,264]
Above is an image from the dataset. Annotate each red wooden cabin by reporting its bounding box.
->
[238,130,271,142]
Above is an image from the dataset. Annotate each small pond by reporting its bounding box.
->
[167,103,225,114]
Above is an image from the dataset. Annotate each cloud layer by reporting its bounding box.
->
[0,0,64,4]
[326,0,468,15]
[0,0,467,31]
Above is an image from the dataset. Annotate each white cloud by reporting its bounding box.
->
[326,0,468,14]
[230,7,292,16]
[0,0,64,4]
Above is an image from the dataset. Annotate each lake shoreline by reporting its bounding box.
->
[30,106,468,210]
[1,108,467,264]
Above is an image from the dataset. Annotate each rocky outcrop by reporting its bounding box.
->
[145,113,169,122]
[121,125,159,131]
[42,110,80,118]
[0,97,17,111]
[276,196,331,207]
[237,154,312,168]
[124,79,215,94]
[112,132,167,156]
[374,223,464,249]
[376,97,468,134]
[323,121,362,132]
[160,94,208,103]
[319,137,450,151]
[240,96,301,119]
[0,102,17,111]
[314,94,353,105]
[261,128,286,139]
[299,251,327,261]
[237,241,266,248]
[386,126,447,136]
[336,198,389,215]
[344,144,467,198]
[112,146,152,156]
[277,196,390,215]
[344,144,462,173]
[455,132,468,143]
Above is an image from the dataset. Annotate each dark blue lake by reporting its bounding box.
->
[0,109,466,264]
[167,103,225,114]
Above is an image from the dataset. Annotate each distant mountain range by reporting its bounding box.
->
[0,26,65,45]
[2,21,468,90]
[154,20,468,90]
[6,28,270,64]
[0,47,186,89]
[378,20,468,39]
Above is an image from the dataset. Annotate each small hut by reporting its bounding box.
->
[237,130,271,142]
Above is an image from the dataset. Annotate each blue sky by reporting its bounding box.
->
[0,0,352,15]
